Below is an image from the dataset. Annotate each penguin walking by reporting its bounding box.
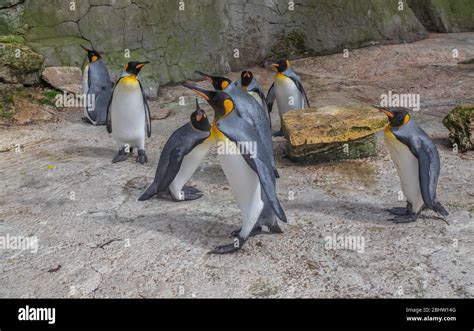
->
[107,61,151,165]
[195,71,279,178]
[139,100,212,202]
[377,106,449,223]
[235,71,271,128]
[183,84,287,254]
[80,45,113,126]
[267,58,310,137]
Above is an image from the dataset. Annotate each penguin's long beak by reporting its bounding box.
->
[80,45,91,53]
[271,63,280,68]
[374,106,394,118]
[195,71,214,83]
[182,83,210,101]
[136,61,150,69]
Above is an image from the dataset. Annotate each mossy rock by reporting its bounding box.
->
[0,37,44,84]
[283,105,387,164]
[442,105,474,153]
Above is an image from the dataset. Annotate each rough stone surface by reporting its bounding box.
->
[0,36,43,85]
[3,0,429,92]
[408,0,474,32]
[42,67,82,94]
[0,34,473,298]
[443,105,474,153]
[0,0,25,34]
[283,106,387,163]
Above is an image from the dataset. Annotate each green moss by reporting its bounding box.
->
[39,90,59,106]
[442,105,474,152]
[0,35,25,44]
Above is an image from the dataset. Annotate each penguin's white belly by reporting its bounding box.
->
[169,139,212,200]
[385,132,424,213]
[275,77,304,117]
[111,83,146,148]
[218,139,264,238]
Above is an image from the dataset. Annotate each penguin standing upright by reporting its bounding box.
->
[107,61,151,165]
[235,71,271,127]
[80,45,113,126]
[139,100,212,202]
[377,106,449,223]
[267,58,310,136]
[183,84,287,254]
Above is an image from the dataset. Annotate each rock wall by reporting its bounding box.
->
[1,0,471,96]
[408,0,474,33]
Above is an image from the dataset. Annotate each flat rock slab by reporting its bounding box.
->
[42,66,82,94]
[283,106,387,163]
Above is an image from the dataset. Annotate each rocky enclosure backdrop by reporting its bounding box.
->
[1,0,474,96]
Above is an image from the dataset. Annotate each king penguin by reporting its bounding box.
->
[107,61,151,165]
[139,100,212,202]
[80,45,113,126]
[195,71,279,178]
[183,83,287,254]
[377,106,449,223]
[267,58,310,136]
[235,70,271,128]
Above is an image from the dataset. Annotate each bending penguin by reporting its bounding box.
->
[139,100,212,202]
[267,58,310,136]
[377,106,449,223]
[235,70,271,127]
[80,45,113,126]
[107,61,151,165]
[183,83,288,254]
[195,71,279,178]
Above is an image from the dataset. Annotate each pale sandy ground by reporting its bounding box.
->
[1,33,473,298]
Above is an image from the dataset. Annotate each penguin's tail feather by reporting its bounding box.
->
[138,183,158,201]
[433,201,449,217]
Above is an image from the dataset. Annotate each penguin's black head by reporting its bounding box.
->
[80,45,101,63]
[241,71,254,88]
[182,83,234,120]
[271,58,289,73]
[125,61,150,75]
[191,99,211,132]
[195,71,233,91]
[376,106,411,128]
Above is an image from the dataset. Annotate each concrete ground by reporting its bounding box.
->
[1,33,473,298]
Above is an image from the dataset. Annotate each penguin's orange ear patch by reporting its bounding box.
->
[286,60,290,67]
[124,64,129,71]
[224,99,234,114]
[403,114,410,125]
[221,81,229,89]
[91,55,98,62]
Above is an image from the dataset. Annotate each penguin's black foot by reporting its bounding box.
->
[389,214,418,224]
[388,207,411,216]
[209,237,244,255]
[81,117,93,124]
[230,223,283,237]
[112,148,128,163]
[136,150,148,165]
[272,130,284,137]
[182,186,204,201]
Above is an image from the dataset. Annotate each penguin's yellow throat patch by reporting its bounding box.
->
[121,75,139,86]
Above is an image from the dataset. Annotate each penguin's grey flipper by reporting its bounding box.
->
[106,78,120,134]
[285,69,310,107]
[138,182,158,201]
[389,214,418,224]
[112,146,128,163]
[266,83,275,113]
[139,81,152,138]
[136,149,148,165]
[209,237,244,255]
